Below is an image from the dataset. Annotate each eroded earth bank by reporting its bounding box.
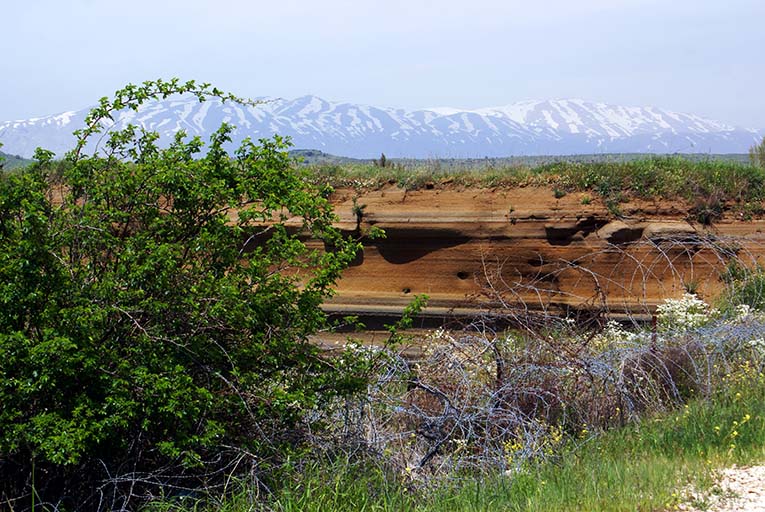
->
[321,184,765,324]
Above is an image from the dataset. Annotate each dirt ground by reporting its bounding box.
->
[682,465,765,512]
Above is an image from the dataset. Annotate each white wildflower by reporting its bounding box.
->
[749,338,765,355]
[734,303,752,321]
[656,293,712,332]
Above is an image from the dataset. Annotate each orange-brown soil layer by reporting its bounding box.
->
[323,184,765,320]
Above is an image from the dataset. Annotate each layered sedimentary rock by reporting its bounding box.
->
[322,185,765,321]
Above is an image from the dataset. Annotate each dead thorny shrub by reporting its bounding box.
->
[317,236,765,484]
[338,315,765,485]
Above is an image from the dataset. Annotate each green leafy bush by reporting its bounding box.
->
[0,80,366,508]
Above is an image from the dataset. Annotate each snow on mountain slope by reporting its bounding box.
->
[0,96,760,158]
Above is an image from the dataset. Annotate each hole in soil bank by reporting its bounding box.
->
[456,271,470,280]
[402,287,411,294]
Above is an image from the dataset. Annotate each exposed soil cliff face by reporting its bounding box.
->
[323,185,765,320]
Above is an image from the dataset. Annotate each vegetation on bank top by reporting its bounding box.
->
[304,149,765,222]
[307,153,763,198]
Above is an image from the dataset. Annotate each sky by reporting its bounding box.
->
[2,0,764,128]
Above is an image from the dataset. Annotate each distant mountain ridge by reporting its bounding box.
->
[0,96,761,158]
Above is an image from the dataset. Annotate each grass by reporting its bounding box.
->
[306,156,765,218]
[430,376,765,512]
[150,370,765,511]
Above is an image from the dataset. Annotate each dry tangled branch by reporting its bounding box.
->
[313,234,765,485]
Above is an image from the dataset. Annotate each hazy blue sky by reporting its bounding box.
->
[2,0,764,127]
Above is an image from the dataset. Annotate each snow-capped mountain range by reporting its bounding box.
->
[0,96,761,158]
